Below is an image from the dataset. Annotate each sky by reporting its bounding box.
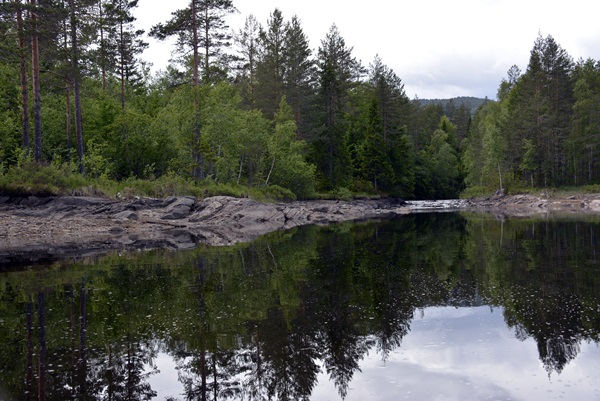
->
[135,0,600,100]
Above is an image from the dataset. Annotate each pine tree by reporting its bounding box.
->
[150,0,236,83]
[4,0,31,153]
[150,0,236,179]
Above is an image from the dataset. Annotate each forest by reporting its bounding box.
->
[0,0,599,200]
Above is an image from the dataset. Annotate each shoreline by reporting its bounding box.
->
[2,193,600,266]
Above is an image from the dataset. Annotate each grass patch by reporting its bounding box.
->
[0,160,297,202]
[461,184,600,199]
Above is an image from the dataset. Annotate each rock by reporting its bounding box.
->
[162,196,196,220]
[108,226,126,234]
[114,211,139,221]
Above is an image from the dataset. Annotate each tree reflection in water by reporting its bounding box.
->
[0,213,600,400]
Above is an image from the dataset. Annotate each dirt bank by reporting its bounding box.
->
[1,192,599,266]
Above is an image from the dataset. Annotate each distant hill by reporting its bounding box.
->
[414,96,491,115]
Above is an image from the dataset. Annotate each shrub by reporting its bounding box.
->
[331,186,353,201]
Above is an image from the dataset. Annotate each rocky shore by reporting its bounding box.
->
[1,192,600,265]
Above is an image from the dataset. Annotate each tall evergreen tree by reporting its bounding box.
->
[570,58,600,184]
[234,14,260,106]
[13,0,31,153]
[368,55,409,143]
[102,0,148,110]
[282,14,314,139]
[367,55,413,195]
[314,24,362,188]
[68,0,82,171]
[357,98,393,191]
[505,34,573,186]
[254,8,286,119]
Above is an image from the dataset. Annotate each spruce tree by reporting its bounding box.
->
[234,14,260,106]
[283,14,314,139]
[254,8,286,118]
[101,0,148,110]
[314,24,363,188]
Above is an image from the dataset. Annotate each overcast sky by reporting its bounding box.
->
[135,0,600,100]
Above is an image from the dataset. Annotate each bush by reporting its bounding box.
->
[0,155,89,196]
[331,186,353,201]
[460,186,495,198]
[261,185,296,202]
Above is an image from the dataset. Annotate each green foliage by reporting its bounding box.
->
[0,63,20,169]
[0,155,89,196]
[266,97,316,198]
[460,185,494,198]
[356,98,394,191]
[331,186,353,201]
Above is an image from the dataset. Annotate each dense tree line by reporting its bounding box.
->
[2,1,597,199]
[0,0,470,199]
[464,34,600,192]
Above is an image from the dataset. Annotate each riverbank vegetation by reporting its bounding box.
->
[1,1,599,200]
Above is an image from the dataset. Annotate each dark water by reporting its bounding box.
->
[1,213,600,401]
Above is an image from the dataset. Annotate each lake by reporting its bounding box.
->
[1,212,600,400]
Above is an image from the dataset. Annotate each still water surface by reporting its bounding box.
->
[1,213,600,400]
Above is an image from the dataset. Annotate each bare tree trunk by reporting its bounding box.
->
[16,0,30,154]
[119,18,125,112]
[265,157,275,187]
[98,0,106,90]
[119,16,127,143]
[192,0,204,180]
[30,0,43,162]
[237,155,243,184]
[63,17,72,162]
[66,80,72,162]
[203,3,209,82]
[497,161,503,192]
[69,0,85,173]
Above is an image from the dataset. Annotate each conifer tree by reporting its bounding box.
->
[234,14,260,106]
[358,98,393,191]
[570,59,600,184]
[150,0,236,179]
[283,14,314,139]
[254,8,286,118]
[101,0,148,110]
[314,24,363,188]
